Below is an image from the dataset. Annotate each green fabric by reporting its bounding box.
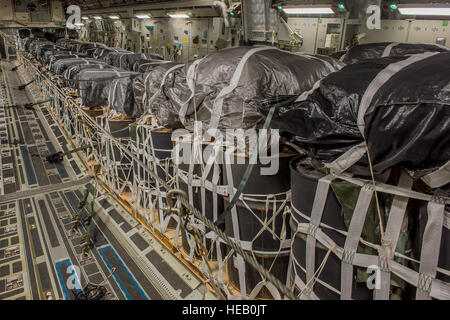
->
[311,161,411,296]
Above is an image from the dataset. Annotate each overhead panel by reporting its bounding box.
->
[360,19,409,43]
[51,0,65,22]
[0,0,14,20]
[277,17,319,53]
[15,12,31,22]
[408,20,450,46]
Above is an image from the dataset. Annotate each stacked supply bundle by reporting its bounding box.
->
[105,51,136,69]
[259,52,450,180]
[56,38,79,49]
[259,51,450,300]
[120,53,150,71]
[148,46,343,131]
[132,59,171,73]
[77,42,107,54]
[47,53,89,72]
[341,42,448,64]
[53,58,108,76]
[65,40,84,52]
[107,71,142,118]
[97,47,129,62]
[35,45,62,64]
[64,64,113,88]
[133,62,188,127]
[29,40,53,57]
[41,49,72,65]
[76,69,139,115]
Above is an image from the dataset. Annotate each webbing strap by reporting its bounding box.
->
[208,47,276,130]
[340,184,374,300]
[143,64,183,115]
[214,106,276,227]
[421,160,450,189]
[382,43,399,57]
[357,52,439,138]
[325,142,367,174]
[294,79,321,102]
[179,57,204,124]
[416,197,445,300]
[294,215,450,300]
[375,172,413,300]
[305,175,334,290]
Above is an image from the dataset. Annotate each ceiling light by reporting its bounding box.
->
[81,16,89,20]
[109,15,120,20]
[93,16,102,20]
[398,4,450,16]
[135,14,150,19]
[168,13,190,19]
[75,22,84,26]
[282,7,334,15]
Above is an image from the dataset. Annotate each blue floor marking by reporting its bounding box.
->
[98,246,148,300]
[55,259,82,300]
[19,145,38,185]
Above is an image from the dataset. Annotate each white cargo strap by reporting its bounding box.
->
[119,52,134,69]
[138,61,170,72]
[416,197,445,300]
[357,51,439,138]
[421,160,450,189]
[305,175,334,290]
[382,43,399,57]
[295,217,450,300]
[295,79,322,103]
[325,142,367,174]
[148,130,168,233]
[178,57,205,124]
[223,151,247,298]
[340,183,374,300]
[375,172,413,300]
[143,64,184,114]
[249,281,282,300]
[208,47,276,130]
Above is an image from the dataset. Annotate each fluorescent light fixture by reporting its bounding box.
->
[168,13,190,18]
[93,16,102,20]
[398,4,450,16]
[282,7,334,15]
[109,15,120,20]
[135,13,150,19]
[81,16,89,20]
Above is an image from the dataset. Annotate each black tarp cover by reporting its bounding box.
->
[42,49,76,65]
[132,59,171,73]
[178,46,343,131]
[47,53,89,71]
[108,72,141,117]
[64,64,114,88]
[132,62,187,127]
[76,69,138,114]
[259,52,450,179]
[35,45,60,63]
[97,48,129,62]
[77,42,107,54]
[53,58,108,76]
[341,42,448,64]
[29,40,53,57]
[105,51,136,69]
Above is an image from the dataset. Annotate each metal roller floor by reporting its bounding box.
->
[0,60,214,300]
